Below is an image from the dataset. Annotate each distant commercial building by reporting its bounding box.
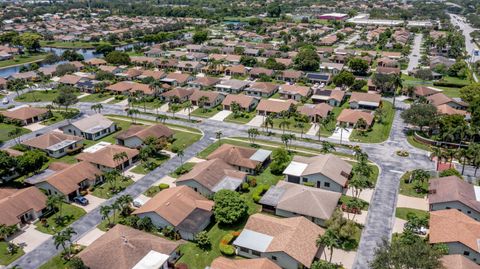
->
[318,13,348,21]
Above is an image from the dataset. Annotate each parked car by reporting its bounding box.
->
[2,98,9,104]
[413,226,428,235]
[73,196,89,206]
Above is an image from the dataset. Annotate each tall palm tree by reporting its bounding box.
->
[321,141,336,153]
[184,101,193,121]
[215,131,223,145]
[294,121,306,139]
[198,96,209,112]
[113,151,128,172]
[177,148,185,165]
[316,229,339,263]
[156,114,167,123]
[115,194,133,217]
[338,122,349,144]
[263,115,274,133]
[100,205,112,227]
[279,116,290,133]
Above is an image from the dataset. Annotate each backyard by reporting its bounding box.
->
[350,101,395,143]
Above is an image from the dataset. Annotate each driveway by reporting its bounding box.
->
[125,166,144,182]
[158,103,169,112]
[396,194,428,211]
[329,126,353,142]
[209,110,232,121]
[187,157,205,163]
[153,175,176,187]
[306,124,318,136]
[9,225,51,253]
[23,122,47,132]
[246,115,264,127]
[76,228,105,247]
[331,249,357,269]
[71,194,106,213]
[177,106,198,116]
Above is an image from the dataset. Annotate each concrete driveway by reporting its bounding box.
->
[10,225,51,253]
[23,122,47,132]
[72,194,106,213]
[153,175,176,187]
[396,195,428,211]
[177,106,198,116]
[306,124,318,136]
[209,110,232,121]
[158,103,169,112]
[329,126,353,142]
[246,115,264,127]
[76,228,105,247]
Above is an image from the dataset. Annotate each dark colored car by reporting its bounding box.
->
[73,196,89,206]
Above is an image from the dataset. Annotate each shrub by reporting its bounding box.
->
[252,184,270,203]
[248,178,257,187]
[159,183,170,190]
[241,182,250,191]
[213,190,249,225]
[433,81,469,88]
[303,182,315,187]
[219,232,238,256]
[439,168,462,178]
[194,231,211,250]
[219,243,235,256]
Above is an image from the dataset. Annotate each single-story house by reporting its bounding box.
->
[311,89,345,106]
[1,106,48,125]
[189,90,225,109]
[0,187,47,228]
[297,103,333,122]
[349,92,382,110]
[429,176,480,221]
[21,132,84,158]
[306,73,331,84]
[222,94,259,112]
[319,62,344,75]
[249,67,274,79]
[260,181,341,226]
[60,114,117,141]
[245,82,279,98]
[35,161,103,201]
[429,209,480,265]
[188,77,221,90]
[106,81,154,96]
[215,79,250,94]
[225,65,248,76]
[78,224,181,269]
[160,87,194,103]
[277,70,303,83]
[160,73,193,87]
[256,99,297,116]
[210,257,281,269]
[207,144,271,175]
[115,124,174,149]
[233,214,324,269]
[175,158,247,197]
[427,93,468,111]
[58,74,82,86]
[77,143,139,172]
[441,254,480,269]
[283,154,352,194]
[413,86,442,99]
[85,58,107,66]
[278,84,311,101]
[337,109,374,128]
[133,186,214,240]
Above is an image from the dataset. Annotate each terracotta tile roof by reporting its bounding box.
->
[115,124,173,141]
[22,132,83,150]
[376,66,401,75]
[247,82,279,95]
[58,74,82,85]
[85,58,107,65]
[414,86,441,97]
[1,106,47,121]
[45,161,102,195]
[280,70,303,79]
[140,70,165,80]
[161,87,194,99]
[429,209,480,252]
[189,89,222,103]
[164,73,192,84]
[437,104,467,116]
[78,224,181,269]
[429,176,480,213]
[176,158,247,191]
[256,99,297,114]
[290,154,352,186]
[3,148,23,157]
[77,144,139,168]
[68,114,114,133]
[250,67,274,76]
[337,109,374,126]
[279,84,310,97]
[349,92,381,104]
[133,185,213,226]
[190,76,220,87]
[298,103,333,118]
[211,257,281,269]
[241,214,324,267]
[441,254,480,269]
[106,81,153,95]
[0,187,47,226]
[226,65,247,74]
[207,144,259,169]
[222,94,256,109]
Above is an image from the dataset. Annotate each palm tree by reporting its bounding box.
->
[63,227,77,257]
[53,231,69,257]
[338,122,348,144]
[281,134,295,150]
[279,116,290,133]
[215,131,223,145]
[321,141,336,153]
[431,146,443,170]
[184,100,193,121]
[263,115,274,133]
[46,104,54,117]
[113,151,128,172]
[127,108,139,124]
[316,229,339,263]
[294,121,306,138]
[115,194,133,217]
[100,205,112,227]
[247,128,260,144]
[469,143,480,176]
[156,114,167,123]
[456,148,471,175]
[198,96,209,113]
[47,194,65,220]
[177,148,185,165]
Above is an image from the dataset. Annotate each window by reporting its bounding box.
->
[239,247,249,253]
[316,181,321,188]
[324,182,330,187]
[271,256,277,261]
[468,211,471,214]
[252,250,261,256]
[464,251,470,256]
[446,207,451,209]
[302,178,307,183]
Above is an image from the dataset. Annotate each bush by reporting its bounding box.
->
[159,183,170,190]
[433,81,469,88]
[248,178,257,187]
[194,231,211,250]
[252,184,270,203]
[173,164,191,176]
[439,168,462,178]
[303,182,315,187]
[219,232,238,256]
[241,182,250,191]
[219,243,235,256]
[213,190,249,225]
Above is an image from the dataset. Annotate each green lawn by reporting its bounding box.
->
[82,119,131,149]
[0,53,47,68]
[319,103,347,137]
[169,162,196,178]
[132,99,165,109]
[15,90,81,102]
[130,154,170,175]
[272,117,312,134]
[91,177,134,199]
[35,203,86,235]
[248,166,283,187]
[40,40,130,49]
[38,246,85,269]
[340,195,370,210]
[79,93,114,103]
[0,241,25,266]
[395,207,429,220]
[169,131,202,151]
[350,101,394,143]
[406,131,431,152]
[224,111,256,124]
[0,123,30,142]
[42,109,80,126]
[401,74,469,98]
[190,107,221,118]
[399,171,429,198]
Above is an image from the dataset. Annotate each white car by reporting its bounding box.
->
[2,98,9,104]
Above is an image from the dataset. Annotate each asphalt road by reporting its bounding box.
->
[406,33,423,73]
[449,13,479,82]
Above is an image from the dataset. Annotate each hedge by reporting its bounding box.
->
[433,81,470,88]
[219,231,240,256]
[252,184,270,203]
[159,183,170,190]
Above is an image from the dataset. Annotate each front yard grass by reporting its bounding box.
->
[168,131,202,151]
[79,93,114,103]
[399,171,428,198]
[406,131,431,152]
[0,53,47,68]
[0,241,25,266]
[90,177,134,199]
[340,195,370,210]
[42,109,79,126]
[190,107,221,118]
[169,162,196,178]
[15,89,81,102]
[35,203,86,235]
[0,123,30,141]
[395,207,429,220]
[223,111,256,124]
[130,154,170,175]
[350,101,394,143]
[272,117,312,134]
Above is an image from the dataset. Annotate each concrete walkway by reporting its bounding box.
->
[396,194,429,211]
[329,126,352,142]
[77,93,91,99]
[246,115,264,127]
[100,97,115,104]
[306,124,318,136]
[76,228,105,247]
[209,110,232,121]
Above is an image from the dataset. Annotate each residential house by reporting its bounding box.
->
[0,187,47,228]
[138,70,166,80]
[376,57,399,68]
[337,109,374,128]
[58,74,82,86]
[260,181,341,226]
[250,67,274,79]
[349,92,382,110]
[1,106,48,125]
[21,132,84,158]
[177,61,204,73]
[297,103,333,122]
[0,77,6,90]
[278,84,311,101]
[175,158,247,197]
[429,209,480,264]
[8,71,38,81]
[85,58,107,66]
[78,224,181,269]
[133,186,214,240]
[283,154,352,193]
[210,257,281,269]
[160,73,193,87]
[225,65,248,77]
[276,70,303,83]
[430,56,456,69]
[376,66,401,76]
[429,176,480,221]
[60,114,117,140]
[413,86,442,99]
[319,62,344,75]
[160,87,194,103]
[222,94,259,112]
[206,144,271,175]
[188,77,221,90]
[115,124,174,149]
[34,161,103,201]
[233,214,324,269]
[256,99,297,116]
[427,93,468,111]
[441,255,480,269]
[311,89,345,106]
[77,143,139,172]
[215,79,250,94]
[245,82,279,98]
[106,81,155,96]
[306,73,331,84]
[190,90,225,109]
[319,35,338,46]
